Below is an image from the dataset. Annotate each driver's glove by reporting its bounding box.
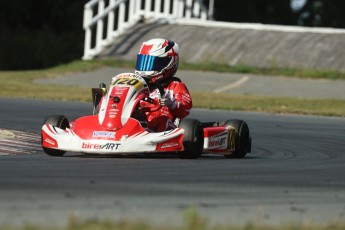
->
[159,92,177,110]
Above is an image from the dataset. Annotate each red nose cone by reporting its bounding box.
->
[106,121,119,130]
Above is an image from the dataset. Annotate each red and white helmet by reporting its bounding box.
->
[135,38,179,82]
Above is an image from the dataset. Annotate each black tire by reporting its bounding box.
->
[42,115,70,157]
[178,118,204,159]
[224,119,251,159]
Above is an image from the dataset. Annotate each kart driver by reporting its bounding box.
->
[135,38,192,132]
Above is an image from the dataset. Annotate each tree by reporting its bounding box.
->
[294,0,345,28]
[1,0,344,70]
[213,0,345,28]
[213,0,297,25]
[0,0,88,70]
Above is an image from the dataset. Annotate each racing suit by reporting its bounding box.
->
[141,77,192,132]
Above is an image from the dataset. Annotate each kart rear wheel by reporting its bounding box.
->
[178,119,204,159]
[224,119,251,159]
[42,115,70,157]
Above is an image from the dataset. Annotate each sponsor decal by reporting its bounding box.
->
[114,87,127,94]
[119,73,132,78]
[161,142,178,149]
[92,131,116,138]
[209,137,226,148]
[109,108,119,112]
[108,108,119,118]
[44,137,55,145]
[82,142,121,150]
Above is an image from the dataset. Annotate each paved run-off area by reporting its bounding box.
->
[36,67,345,100]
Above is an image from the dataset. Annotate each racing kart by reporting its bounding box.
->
[41,73,251,159]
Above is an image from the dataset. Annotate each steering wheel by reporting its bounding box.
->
[141,97,162,112]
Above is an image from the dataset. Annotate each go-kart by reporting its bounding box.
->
[41,73,251,159]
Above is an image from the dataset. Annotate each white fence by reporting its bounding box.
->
[83,0,212,60]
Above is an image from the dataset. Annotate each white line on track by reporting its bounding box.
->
[213,76,250,93]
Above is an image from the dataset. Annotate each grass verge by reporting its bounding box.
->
[1,208,345,230]
[192,92,345,117]
[180,62,345,80]
[9,58,344,80]
[1,59,345,116]
[73,58,345,80]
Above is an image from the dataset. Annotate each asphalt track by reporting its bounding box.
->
[0,97,345,227]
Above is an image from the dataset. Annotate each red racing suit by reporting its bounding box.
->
[141,77,192,132]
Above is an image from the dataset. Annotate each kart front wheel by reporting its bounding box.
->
[224,119,251,159]
[178,119,204,159]
[42,115,70,157]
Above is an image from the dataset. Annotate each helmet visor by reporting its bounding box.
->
[136,54,171,71]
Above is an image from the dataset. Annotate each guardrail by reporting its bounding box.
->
[83,0,211,60]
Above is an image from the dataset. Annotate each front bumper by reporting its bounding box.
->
[42,124,184,154]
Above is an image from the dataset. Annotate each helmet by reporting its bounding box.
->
[135,38,179,83]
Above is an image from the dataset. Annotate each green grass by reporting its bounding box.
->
[3,221,344,230]
[93,58,345,80]
[180,62,345,80]
[1,59,345,116]
[1,208,345,230]
[1,70,90,101]
[26,58,345,80]
[192,92,345,117]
